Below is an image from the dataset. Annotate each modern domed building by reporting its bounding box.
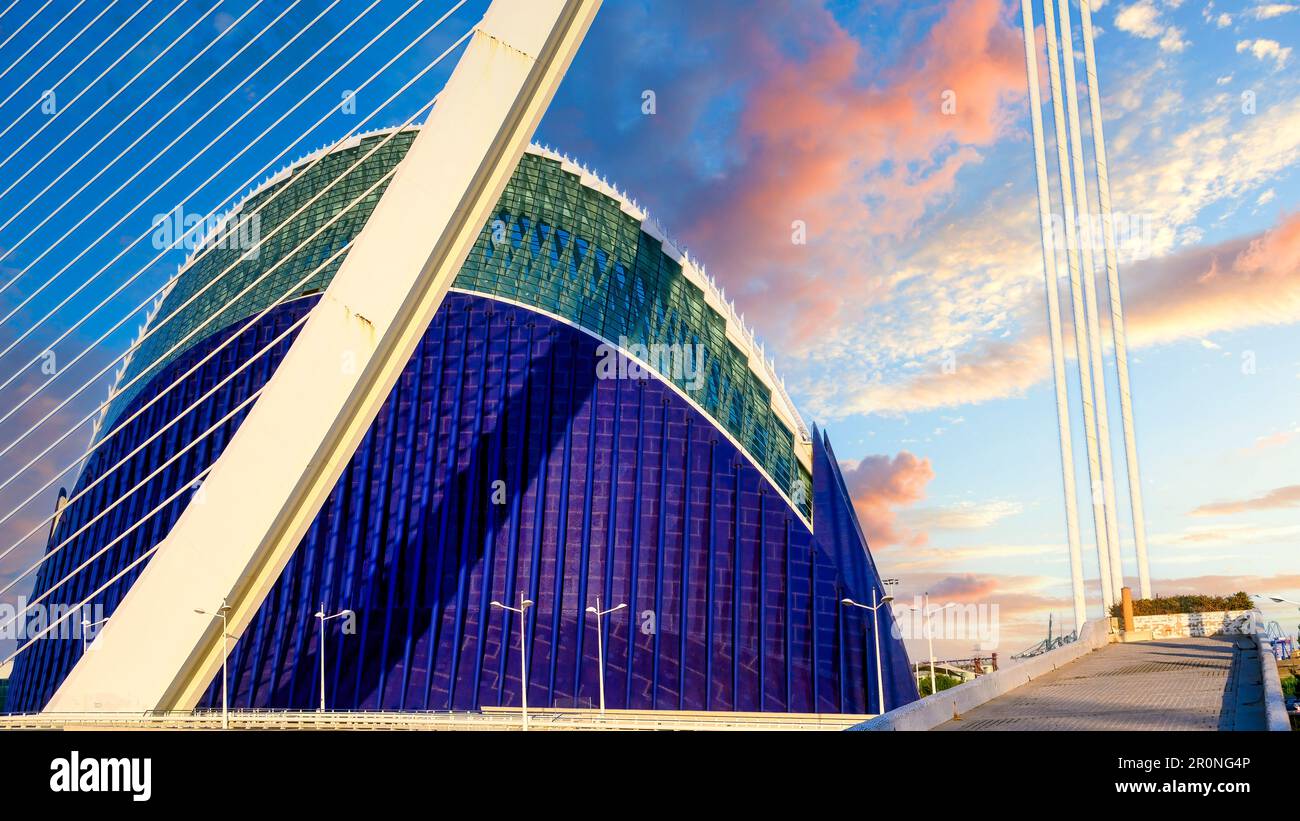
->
[8,127,916,715]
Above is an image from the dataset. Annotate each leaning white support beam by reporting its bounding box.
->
[1079,0,1151,599]
[1055,0,1125,601]
[1020,0,1086,632]
[46,0,603,714]
[1041,0,1113,614]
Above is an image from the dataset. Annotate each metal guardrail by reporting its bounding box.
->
[0,708,871,732]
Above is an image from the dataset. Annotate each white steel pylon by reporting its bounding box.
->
[46,0,603,714]
[1019,0,1086,632]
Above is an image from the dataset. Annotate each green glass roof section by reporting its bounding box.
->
[100,130,812,519]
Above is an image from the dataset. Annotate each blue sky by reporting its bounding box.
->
[0,0,1296,657]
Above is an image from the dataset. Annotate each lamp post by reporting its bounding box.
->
[491,593,534,731]
[584,597,627,715]
[842,587,895,715]
[314,602,354,713]
[79,614,108,654]
[894,594,960,697]
[194,599,232,730]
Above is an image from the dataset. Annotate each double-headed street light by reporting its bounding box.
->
[194,599,232,730]
[491,593,534,731]
[314,603,354,713]
[584,597,627,715]
[841,587,895,715]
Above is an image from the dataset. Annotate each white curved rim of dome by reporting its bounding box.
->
[172,125,811,452]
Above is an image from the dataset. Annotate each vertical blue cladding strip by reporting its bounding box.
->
[600,377,620,704]
[571,361,599,704]
[374,370,410,705]
[388,331,428,708]
[546,338,578,703]
[731,460,741,710]
[425,308,471,708]
[652,396,669,709]
[758,489,767,711]
[402,319,448,708]
[785,518,794,711]
[677,417,692,709]
[496,319,533,708]
[447,309,491,709]
[838,590,847,713]
[624,383,645,709]
[523,330,556,707]
[704,440,717,710]
[472,312,510,708]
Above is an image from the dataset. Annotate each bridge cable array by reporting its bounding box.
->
[0,4,479,666]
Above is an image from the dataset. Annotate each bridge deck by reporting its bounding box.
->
[935,635,1268,731]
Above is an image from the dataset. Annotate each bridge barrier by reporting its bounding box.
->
[1256,633,1292,732]
[850,617,1112,731]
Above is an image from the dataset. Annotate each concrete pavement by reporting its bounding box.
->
[934,635,1268,731]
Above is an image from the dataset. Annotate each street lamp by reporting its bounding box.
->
[584,597,627,715]
[194,599,232,730]
[79,606,108,655]
[491,593,534,731]
[894,593,959,697]
[314,602,354,713]
[842,587,895,715]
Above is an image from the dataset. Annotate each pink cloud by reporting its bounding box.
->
[1191,485,1300,517]
[865,211,1300,413]
[676,0,1029,350]
[840,451,935,548]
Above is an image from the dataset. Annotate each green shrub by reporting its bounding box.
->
[1284,675,1298,700]
[1108,592,1254,618]
[918,673,963,697]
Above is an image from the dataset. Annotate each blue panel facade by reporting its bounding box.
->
[8,292,916,714]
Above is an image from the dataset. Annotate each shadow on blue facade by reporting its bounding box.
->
[10,294,916,715]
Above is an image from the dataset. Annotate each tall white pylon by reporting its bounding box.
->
[1041,0,1114,614]
[1079,0,1151,599]
[1055,0,1125,602]
[1019,0,1086,632]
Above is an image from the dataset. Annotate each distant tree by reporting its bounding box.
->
[919,673,963,697]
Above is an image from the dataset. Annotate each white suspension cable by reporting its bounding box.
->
[0,28,464,507]
[0,1,463,406]
[0,102,444,592]
[0,0,422,332]
[1020,0,1086,629]
[0,0,25,33]
[0,0,325,314]
[0,0,83,88]
[1056,0,1124,599]
[0,0,275,260]
[0,0,156,146]
[0,1,52,60]
[3,512,179,668]
[1,221,371,635]
[1079,0,1151,599]
[1042,0,1113,612]
[0,384,269,604]
[0,313,310,555]
[0,0,194,184]
[0,0,117,112]
[0,88,445,467]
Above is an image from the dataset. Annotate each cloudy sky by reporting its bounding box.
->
[539,0,1300,656]
[0,0,1295,660]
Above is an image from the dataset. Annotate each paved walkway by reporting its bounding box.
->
[935,636,1268,731]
